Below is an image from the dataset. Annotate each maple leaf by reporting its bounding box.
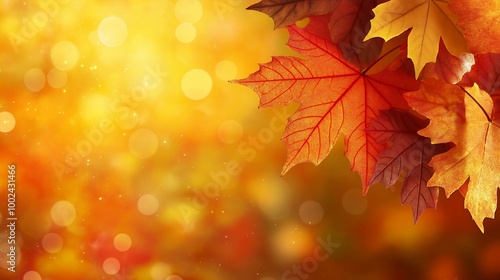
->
[234,21,419,193]
[328,0,386,69]
[247,0,338,28]
[460,53,500,94]
[404,79,500,232]
[368,109,448,222]
[364,0,468,77]
[420,40,474,85]
[449,0,500,54]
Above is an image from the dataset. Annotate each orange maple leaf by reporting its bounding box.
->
[405,79,500,232]
[365,0,468,77]
[449,0,500,54]
[234,21,419,193]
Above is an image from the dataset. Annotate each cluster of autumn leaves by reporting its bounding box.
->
[234,0,500,232]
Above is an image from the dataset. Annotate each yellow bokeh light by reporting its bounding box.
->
[175,23,197,43]
[0,111,16,133]
[50,200,76,227]
[128,128,159,159]
[51,41,80,71]
[24,68,46,92]
[138,194,159,215]
[181,69,212,100]
[23,271,42,280]
[150,262,173,280]
[248,178,291,220]
[79,94,111,125]
[47,68,67,89]
[271,222,312,263]
[98,16,128,47]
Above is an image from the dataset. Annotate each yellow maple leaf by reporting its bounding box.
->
[365,0,468,77]
[405,79,500,232]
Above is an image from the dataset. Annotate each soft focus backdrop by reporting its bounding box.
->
[1,1,500,280]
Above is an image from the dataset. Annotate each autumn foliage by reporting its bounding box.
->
[234,0,500,232]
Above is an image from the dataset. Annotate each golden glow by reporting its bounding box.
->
[0,111,16,133]
[181,69,212,100]
[50,200,76,227]
[50,41,80,71]
[98,17,128,47]
[24,68,46,92]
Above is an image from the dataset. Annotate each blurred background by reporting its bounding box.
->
[0,0,500,279]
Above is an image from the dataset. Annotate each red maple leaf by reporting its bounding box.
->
[420,40,474,85]
[368,109,448,222]
[234,18,419,193]
[328,0,387,69]
[459,53,500,94]
[247,0,338,28]
[404,79,500,232]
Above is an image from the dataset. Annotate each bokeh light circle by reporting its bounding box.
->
[47,68,67,88]
[175,23,197,43]
[174,0,203,23]
[0,111,16,133]
[217,120,243,144]
[181,69,212,100]
[24,68,46,92]
[42,232,63,254]
[103,257,121,275]
[215,60,238,81]
[150,262,173,280]
[114,233,132,252]
[299,200,324,225]
[50,200,76,226]
[128,128,159,159]
[166,276,184,280]
[272,222,311,262]
[42,232,63,253]
[138,194,159,215]
[98,16,128,47]
[23,271,42,280]
[342,188,368,215]
[50,41,80,71]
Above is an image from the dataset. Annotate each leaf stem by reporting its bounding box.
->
[362,44,401,75]
[460,86,492,122]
